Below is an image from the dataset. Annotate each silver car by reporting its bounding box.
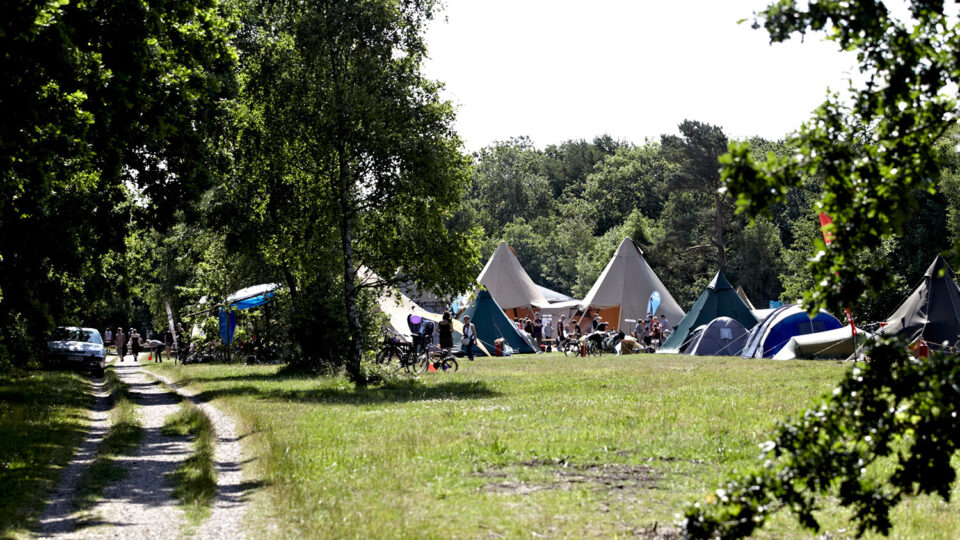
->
[46,327,106,377]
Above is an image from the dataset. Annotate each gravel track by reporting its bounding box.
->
[147,370,249,539]
[36,355,250,539]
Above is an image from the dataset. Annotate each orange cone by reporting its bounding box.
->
[427,362,437,372]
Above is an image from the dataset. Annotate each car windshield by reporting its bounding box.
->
[50,328,102,344]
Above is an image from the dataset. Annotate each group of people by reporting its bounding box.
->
[634,314,669,345]
[104,323,186,363]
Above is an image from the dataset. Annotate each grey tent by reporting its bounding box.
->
[478,241,547,318]
[658,270,758,353]
[736,285,756,310]
[537,284,575,303]
[686,317,750,356]
[878,255,960,349]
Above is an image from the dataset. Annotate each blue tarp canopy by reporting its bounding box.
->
[226,283,280,310]
[219,283,280,344]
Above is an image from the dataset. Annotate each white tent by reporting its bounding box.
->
[578,237,685,332]
[360,268,489,355]
[478,241,548,316]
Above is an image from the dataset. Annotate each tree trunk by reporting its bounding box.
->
[331,46,365,386]
[714,191,726,267]
[339,207,364,386]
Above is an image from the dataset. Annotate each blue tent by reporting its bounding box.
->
[741,304,843,358]
[459,289,537,355]
[226,283,280,310]
[219,283,280,344]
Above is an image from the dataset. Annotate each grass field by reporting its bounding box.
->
[0,371,91,536]
[144,353,960,539]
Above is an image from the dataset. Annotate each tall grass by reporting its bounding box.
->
[0,371,91,535]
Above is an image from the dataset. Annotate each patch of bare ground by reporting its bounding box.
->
[478,458,661,496]
[478,458,685,539]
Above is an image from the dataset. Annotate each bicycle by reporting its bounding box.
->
[423,344,458,373]
[376,335,428,374]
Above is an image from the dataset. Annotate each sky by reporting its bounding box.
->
[422,0,860,152]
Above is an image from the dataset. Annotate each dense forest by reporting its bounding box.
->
[3,0,960,377]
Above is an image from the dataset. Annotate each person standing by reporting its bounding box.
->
[129,328,141,361]
[556,315,567,347]
[104,328,113,347]
[437,311,454,352]
[591,314,599,332]
[532,313,543,349]
[115,327,126,361]
[543,316,554,350]
[164,327,174,358]
[462,315,477,361]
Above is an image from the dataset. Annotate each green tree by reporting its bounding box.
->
[726,217,784,306]
[661,120,733,266]
[233,0,479,382]
[468,138,551,236]
[582,143,670,234]
[0,0,237,368]
[684,1,960,536]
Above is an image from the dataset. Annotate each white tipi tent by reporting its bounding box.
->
[360,267,490,355]
[478,241,548,318]
[578,237,685,332]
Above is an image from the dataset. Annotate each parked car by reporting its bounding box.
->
[46,326,106,377]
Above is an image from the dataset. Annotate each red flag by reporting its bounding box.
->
[818,212,834,245]
[820,213,857,337]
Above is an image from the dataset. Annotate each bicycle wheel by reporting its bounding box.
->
[588,340,601,356]
[441,357,459,373]
[376,346,396,366]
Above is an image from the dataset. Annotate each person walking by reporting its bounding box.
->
[437,311,454,352]
[104,328,113,347]
[462,315,477,361]
[129,328,141,361]
[115,327,126,361]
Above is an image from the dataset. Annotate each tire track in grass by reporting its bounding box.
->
[146,370,249,539]
[38,355,192,538]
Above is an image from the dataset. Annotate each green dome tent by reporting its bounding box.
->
[658,270,758,354]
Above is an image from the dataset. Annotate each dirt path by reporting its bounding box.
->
[36,355,250,539]
[147,371,249,539]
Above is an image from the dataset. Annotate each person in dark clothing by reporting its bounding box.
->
[129,328,141,361]
[438,311,454,351]
[164,328,174,358]
[532,313,543,348]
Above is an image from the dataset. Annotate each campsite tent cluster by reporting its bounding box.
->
[373,238,960,360]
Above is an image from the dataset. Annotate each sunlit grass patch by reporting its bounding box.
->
[0,370,91,535]
[162,400,217,524]
[146,354,960,538]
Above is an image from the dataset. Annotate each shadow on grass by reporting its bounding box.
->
[0,371,92,533]
[194,378,501,406]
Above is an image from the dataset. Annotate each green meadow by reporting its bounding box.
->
[142,354,960,538]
